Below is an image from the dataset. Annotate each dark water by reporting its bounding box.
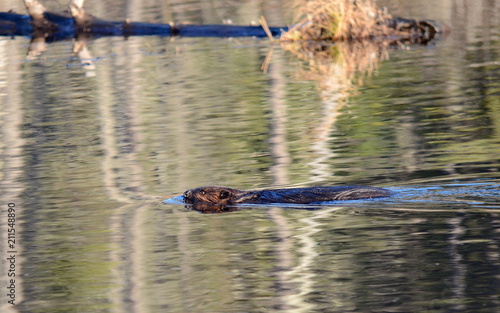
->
[1,0,499,312]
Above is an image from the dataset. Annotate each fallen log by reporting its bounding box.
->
[0,11,287,39]
[0,0,448,42]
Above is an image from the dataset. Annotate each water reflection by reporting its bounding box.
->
[151,179,500,312]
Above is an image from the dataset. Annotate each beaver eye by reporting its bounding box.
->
[220,190,230,199]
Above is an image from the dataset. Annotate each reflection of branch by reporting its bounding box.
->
[27,35,46,59]
[267,207,295,309]
[96,40,146,202]
[109,203,144,313]
[282,40,388,90]
[307,92,346,183]
[281,207,343,312]
[25,33,97,77]
[130,203,149,313]
[266,48,296,310]
[282,40,389,182]
[268,56,290,187]
[73,34,96,77]
[0,42,26,308]
[446,216,466,312]
[92,34,152,313]
[97,85,131,203]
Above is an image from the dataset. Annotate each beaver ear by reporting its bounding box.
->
[220,190,230,199]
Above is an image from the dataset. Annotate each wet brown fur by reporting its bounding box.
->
[183,185,392,213]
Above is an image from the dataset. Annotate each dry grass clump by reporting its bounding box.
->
[281,0,393,41]
[276,0,395,92]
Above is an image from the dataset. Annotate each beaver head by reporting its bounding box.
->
[183,186,243,206]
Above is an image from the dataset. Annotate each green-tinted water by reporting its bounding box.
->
[1,0,499,312]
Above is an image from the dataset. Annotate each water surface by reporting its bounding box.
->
[0,0,499,312]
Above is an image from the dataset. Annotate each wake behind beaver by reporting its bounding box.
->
[183,185,392,213]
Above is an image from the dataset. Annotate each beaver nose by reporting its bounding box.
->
[183,190,192,201]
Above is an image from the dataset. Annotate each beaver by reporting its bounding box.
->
[183,185,392,213]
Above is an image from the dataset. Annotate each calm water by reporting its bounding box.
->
[1,0,499,312]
